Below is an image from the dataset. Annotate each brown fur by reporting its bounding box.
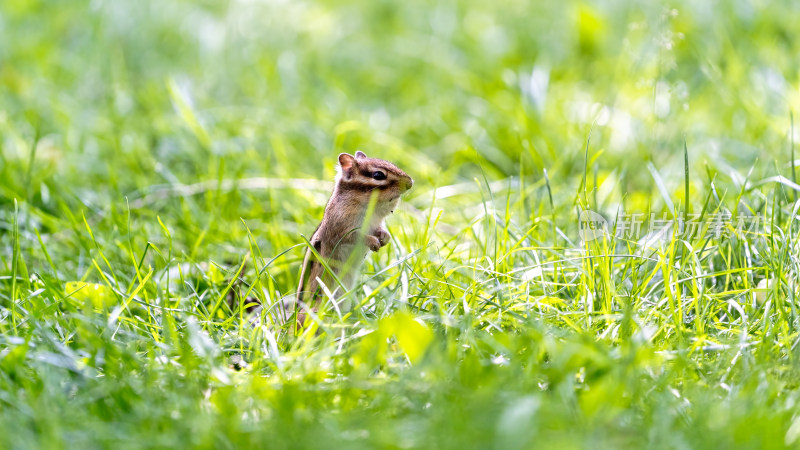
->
[295,151,413,327]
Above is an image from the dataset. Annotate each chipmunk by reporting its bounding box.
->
[295,151,413,326]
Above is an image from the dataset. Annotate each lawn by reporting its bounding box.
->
[2,0,800,448]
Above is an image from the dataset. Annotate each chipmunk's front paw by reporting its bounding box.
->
[374,228,391,247]
[365,235,382,252]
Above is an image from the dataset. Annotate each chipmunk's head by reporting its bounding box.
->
[336,151,413,209]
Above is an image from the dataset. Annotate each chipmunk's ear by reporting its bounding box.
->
[338,153,356,178]
[355,151,367,160]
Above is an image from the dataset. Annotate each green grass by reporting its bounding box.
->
[3,0,800,448]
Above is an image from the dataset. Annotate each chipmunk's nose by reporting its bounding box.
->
[403,177,414,191]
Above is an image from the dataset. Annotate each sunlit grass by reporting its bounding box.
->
[2,0,800,448]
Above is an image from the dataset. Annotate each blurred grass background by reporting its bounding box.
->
[2,0,800,448]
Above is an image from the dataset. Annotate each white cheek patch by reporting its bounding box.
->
[376,196,400,217]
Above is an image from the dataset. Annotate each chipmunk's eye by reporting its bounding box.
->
[372,171,387,181]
